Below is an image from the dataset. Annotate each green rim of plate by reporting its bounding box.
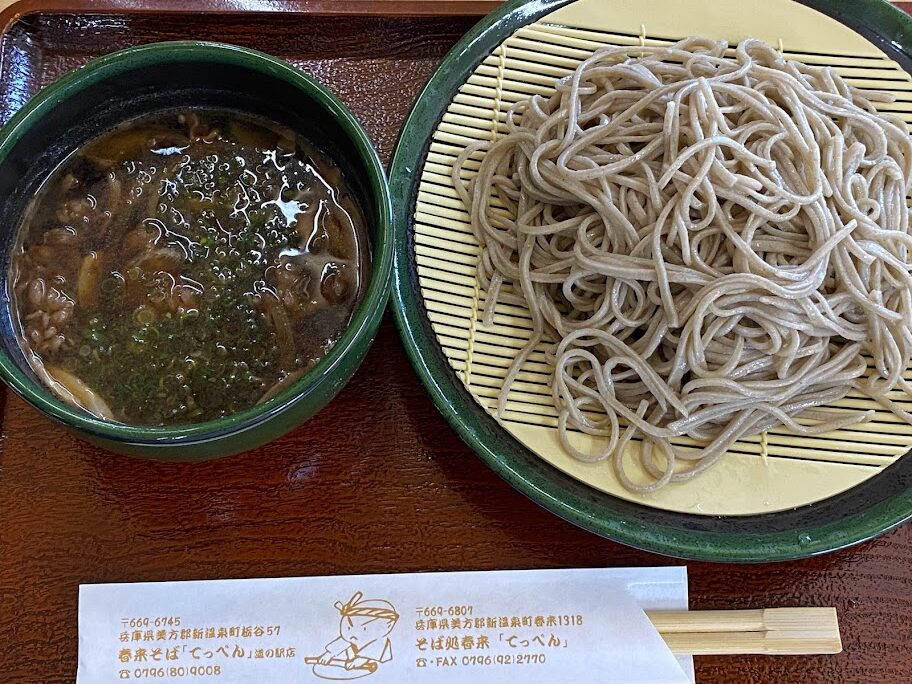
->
[0,41,393,446]
[390,0,912,562]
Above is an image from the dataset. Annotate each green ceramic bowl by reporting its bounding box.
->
[0,41,392,460]
[391,0,912,561]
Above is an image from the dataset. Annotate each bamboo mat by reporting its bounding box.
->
[414,0,912,515]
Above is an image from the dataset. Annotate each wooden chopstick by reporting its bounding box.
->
[644,608,843,656]
[647,608,838,634]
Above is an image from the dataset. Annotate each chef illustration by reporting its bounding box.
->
[305,591,399,680]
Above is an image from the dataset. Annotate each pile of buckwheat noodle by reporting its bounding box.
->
[452,37,912,492]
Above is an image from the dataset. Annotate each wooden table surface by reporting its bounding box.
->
[1,1,912,683]
[0,1,907,12]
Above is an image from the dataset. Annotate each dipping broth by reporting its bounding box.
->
[10,109,369,425]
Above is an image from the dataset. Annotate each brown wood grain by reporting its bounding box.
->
[0,4,910,684]
[0,0,502,21]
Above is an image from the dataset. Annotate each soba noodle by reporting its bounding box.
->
[453,37,912,492]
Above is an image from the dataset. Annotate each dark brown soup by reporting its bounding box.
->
[10,109,368,425]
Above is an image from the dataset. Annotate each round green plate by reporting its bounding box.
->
[390,0,912,562]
